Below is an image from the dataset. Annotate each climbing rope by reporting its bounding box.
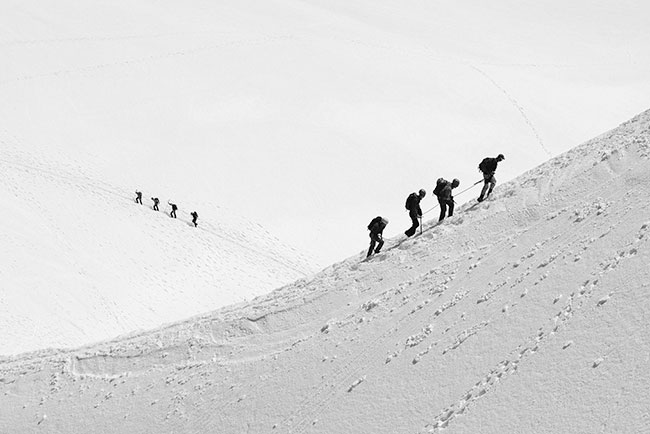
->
[421,179,483,215]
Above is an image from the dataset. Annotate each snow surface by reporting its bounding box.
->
[0,143,317,355]
[1,0,649,267]
[1,110,649,433]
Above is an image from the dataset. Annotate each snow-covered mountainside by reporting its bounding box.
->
[2,1,649,267]
[0,145,316,355]
[2,110,649,433]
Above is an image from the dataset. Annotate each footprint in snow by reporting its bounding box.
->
[597,292,613,306]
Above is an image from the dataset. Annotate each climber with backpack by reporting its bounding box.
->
[168,201,178,218]
[477,154,505,202]
[366,216,389,257]
[434,178,460,222]
[191,211,199,227]
[404,189,426,237]
[151,197,160,211]
[135,190,143,205]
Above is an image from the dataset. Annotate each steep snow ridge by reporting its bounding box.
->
[0,145,316,356]
[1,110,650,432]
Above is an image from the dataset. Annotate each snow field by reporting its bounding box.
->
[2,0,650,268]
[1,110,649,433]
[0,144,316,355]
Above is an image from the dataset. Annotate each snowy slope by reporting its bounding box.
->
[1,110,649,432]
[1,0,649,266]
[0,145,316,355]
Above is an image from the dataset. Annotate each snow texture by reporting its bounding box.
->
[0,145,316,354]
[1,0,649,267]
[2,1,650,431]
[2,108,649,433]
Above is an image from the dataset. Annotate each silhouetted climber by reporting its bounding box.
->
[135,191,143,205]
[434,178,460,222]
[168,201,178,218]
[366,216,388,257]
[191,211,199,227]
[477,154,505,202]
[404,189,426,237]
[151,197,160,211]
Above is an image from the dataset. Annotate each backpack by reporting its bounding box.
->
[367,216,382,231]
[478,158,491,173]
[368,216,388,232]
[405,192,417,210]
[433,178,448,197]
[171,204,177,211]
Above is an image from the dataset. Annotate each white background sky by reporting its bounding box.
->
[1,0,650,266]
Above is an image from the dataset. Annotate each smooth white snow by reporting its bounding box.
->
[2,1,650,431]
[1,0,649,266]
[1,109,649,433]
[0,144,316,354]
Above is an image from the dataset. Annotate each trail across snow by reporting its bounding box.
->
[2,0,649,266]
[1,110,649,433]
[0,145,316,355]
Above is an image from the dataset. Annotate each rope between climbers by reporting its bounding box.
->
[422,179,483,215]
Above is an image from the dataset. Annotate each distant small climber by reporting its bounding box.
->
[434,178,460,222]
[151,197,160,211]
[477,154,505,202]
[191,211,199,227]
[135,191,143,205]
[168,201,178,218]
[366,216,388,257]
[404,189,426,237]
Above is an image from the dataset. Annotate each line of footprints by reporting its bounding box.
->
[421,222,647,432]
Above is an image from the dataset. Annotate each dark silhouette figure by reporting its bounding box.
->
[151,197,160,211]
[404,189,426,237]
[477,154,505,202]
[135,191,143,205]
[367,216,388,257]
[168,201,178,218]
[434,178,460,222]
[191,211,198,227]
